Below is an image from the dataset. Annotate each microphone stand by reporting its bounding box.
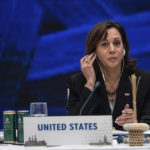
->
[79,81,101,115]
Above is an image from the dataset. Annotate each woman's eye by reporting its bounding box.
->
[114,41,120,46]
[101,42,108,47]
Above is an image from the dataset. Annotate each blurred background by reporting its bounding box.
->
[0,0,150,128]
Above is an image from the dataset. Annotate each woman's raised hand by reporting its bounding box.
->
[80,52,97,91]
[115,104,134,126]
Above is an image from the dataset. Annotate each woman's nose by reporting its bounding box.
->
[109,44,115,53]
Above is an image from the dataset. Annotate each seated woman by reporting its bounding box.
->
[66,21,150,130]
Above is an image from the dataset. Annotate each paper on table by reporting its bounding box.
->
[113,130,128,136]
[113,129,150,136]
[144,130,150,134]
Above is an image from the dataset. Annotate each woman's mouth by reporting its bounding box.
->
[108,57,118,61]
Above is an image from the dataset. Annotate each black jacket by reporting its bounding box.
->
[67,68,150,130]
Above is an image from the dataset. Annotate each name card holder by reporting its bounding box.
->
[24,115,112,146]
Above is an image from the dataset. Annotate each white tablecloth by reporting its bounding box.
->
[1,130,150,149]
[0,140,150,150]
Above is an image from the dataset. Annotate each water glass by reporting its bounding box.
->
[30,102,48,117]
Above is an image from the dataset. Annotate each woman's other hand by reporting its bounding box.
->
[115,104,134,126]
[80,52,96,91]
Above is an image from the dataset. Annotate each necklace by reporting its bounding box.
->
[106,89,117,96]
[105,80,119,96]
[99,63,124,97]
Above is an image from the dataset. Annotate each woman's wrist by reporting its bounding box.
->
[84,81,95,91]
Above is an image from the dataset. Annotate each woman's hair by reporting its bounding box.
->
[85,21,137,70]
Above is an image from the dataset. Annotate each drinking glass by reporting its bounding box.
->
[30,102,48,117]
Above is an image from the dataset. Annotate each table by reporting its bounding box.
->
[1,130,150,150]
[0,140,150,150]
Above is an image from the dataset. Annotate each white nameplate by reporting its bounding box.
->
[24,116,112,146]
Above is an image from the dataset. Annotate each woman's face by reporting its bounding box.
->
[96,27,124,69]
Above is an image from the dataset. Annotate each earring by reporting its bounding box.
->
[123,49,125,56]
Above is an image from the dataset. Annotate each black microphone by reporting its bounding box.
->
[79,81,101,115]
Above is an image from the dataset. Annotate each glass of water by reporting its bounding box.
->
[30,102,48,117]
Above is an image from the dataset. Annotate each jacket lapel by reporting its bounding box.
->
[113,70,133,121]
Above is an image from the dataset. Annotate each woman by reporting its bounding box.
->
[67,21,150,130]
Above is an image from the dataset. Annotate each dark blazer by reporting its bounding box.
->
[67,68,150,130]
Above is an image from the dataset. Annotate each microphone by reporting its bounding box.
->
[79,81,101,115]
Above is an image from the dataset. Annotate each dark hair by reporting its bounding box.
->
[85,21,137,70]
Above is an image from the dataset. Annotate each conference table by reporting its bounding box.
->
[0,140,150,150]
[1,131,150,150]
[1,130,150,150]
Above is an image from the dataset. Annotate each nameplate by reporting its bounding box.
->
[24,116,112,146]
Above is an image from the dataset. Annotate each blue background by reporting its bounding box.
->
[0,0,150,128]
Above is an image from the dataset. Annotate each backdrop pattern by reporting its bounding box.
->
[0,0,150,128]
